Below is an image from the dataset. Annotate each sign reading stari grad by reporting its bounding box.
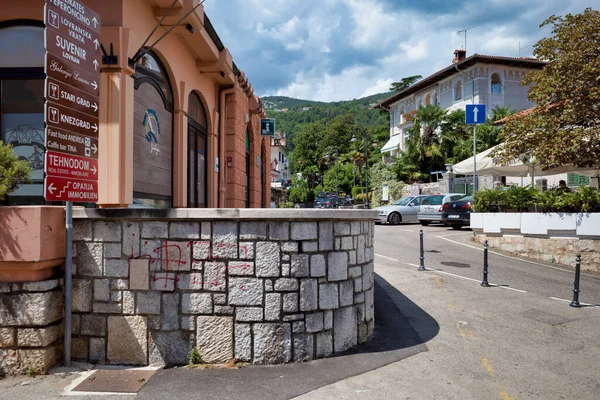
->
[44,0,101,203]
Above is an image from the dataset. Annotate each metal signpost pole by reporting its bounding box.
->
[364,129,369,209]
[44,0,102,367]
[473,124,477,193]
[64,202,73,366]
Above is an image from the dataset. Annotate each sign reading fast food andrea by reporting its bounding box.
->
[44,0,101,203]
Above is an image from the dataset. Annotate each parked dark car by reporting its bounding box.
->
[441,195,473,229]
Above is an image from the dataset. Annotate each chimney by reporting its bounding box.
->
[453,49,467,64]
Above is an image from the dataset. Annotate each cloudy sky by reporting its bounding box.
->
[204,0,592,102]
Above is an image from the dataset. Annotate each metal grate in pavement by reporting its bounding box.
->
[520,308,576,326]
[73,369,157,393]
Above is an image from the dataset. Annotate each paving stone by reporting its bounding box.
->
[162,293,180,330]
[328,252,348,281]
[107,316,147,365]
[291,222,318,240]
[240,222,267,240]
[214,294,227,305]
[0,328,14,348]
[136,292,161,315]
[228,261,254,276]
[319,283,339,310]
[333,306,357,352]
[201,222,211,240]
[339,280,354,307]
[291,254,309,277]
[163,241,192,271]
[104,243,122,259]
[203,262,227,292]
[341,236,354,250]
[256,242,280,277]
[75,242,103,277]
[94,279,110,302]
[253,323,286,364]
[293,333,314,362]
[282,293,299,312]
[17,323,63,347]
[177,273,203,290]
[362,262,374,290]
[324,310,333,330]
[149,330,194,366]
[315,331,333,358]
[274,278,298,291]
[151,272,177,291]
[122,291,135,314]
[269,222,289,240]
[169,222,200,239]
[212,222,238,259]
[281,242,299,253]
[192,241,212,261]
[305,312,324,333]
[196,316,233,363]
[365,288,374,321]
[310,254,326,277]
[299,279,318,311]
[334,222,350,236]
[80,315,106,336]
[214,305,234,315]
[239,242,254,259]
[302,241,318,252]
[72,279,92,312]
[319,222,333,251]
[93,221,121,242]
[351,221,361,235]
[182,293,213,314]
[235,323,252,361]
[105,259,128,278]
[73,220,92,241]
[122,221,140,258]
[89,337,105,364]
[349,266,362,278]
[292,321,305,333]
[93,302,122,314]
[235,307,263,322]
[229,278,263,306]
[142,221,168,239]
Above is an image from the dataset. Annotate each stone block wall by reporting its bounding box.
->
[0,279,64,376]
[71,209,376,366]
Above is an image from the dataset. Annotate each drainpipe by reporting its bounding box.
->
[219,86,236,207]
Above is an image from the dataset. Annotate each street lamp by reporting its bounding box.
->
[454,64,477,193]
[324,149,339,200]
[351,129,369,209]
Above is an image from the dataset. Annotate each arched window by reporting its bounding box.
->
[491,73,502,94]
[417,98,422,108]
[133,51,174,208]
[425,93,431,106]
[434,92,439,105]
[0,22,45,205]
[455,80,463,101]
[187,92,208,208]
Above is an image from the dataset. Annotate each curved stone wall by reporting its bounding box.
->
[71,209,376,365]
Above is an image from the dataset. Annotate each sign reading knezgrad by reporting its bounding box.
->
[44,0,100,203]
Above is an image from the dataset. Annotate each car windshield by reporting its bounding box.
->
[392,197,412,206]
[459,195,473,201]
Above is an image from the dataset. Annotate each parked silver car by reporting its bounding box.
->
[417,193,465,226]
[374,195,429,225]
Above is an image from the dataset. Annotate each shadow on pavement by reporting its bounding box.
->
[139,276,439,400]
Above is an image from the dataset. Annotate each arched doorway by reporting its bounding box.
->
[187,92,208,208]
[0,21,45,205]
[132,51,174,208]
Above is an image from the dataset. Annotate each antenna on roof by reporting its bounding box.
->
[457,25,478,52]
[518,41,531,58]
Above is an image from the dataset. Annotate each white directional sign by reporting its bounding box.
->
[465,104,486,125]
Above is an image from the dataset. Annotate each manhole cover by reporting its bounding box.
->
[520,309,576,326]
[73,369,156,393]
[441,261,470,268]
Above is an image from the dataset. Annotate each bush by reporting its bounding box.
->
[473,185,600,213]
[351,186,365,199]
[277,201,295,208]
[0,141,31,201]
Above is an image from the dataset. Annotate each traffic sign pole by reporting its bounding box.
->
[465,104,486,193]
[44,0,102,368]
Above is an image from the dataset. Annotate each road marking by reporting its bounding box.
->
[435,235,600,279]
[549,297,600,308]
[374,253,399,262]
[376,254,529,293]
[481,357,495,377]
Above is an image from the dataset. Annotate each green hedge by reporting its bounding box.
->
[472,186,600,213]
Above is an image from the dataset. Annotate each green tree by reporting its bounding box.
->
[390,75,423,92]
[494,8,600,170]
[370,161,405,207]
[0,141,31,201]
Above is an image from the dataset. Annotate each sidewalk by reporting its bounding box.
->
[0,270,428,399]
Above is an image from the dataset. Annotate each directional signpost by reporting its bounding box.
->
[465,104,486,194]
[44,0,101,367]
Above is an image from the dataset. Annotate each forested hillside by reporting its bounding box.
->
[264,92,392,151]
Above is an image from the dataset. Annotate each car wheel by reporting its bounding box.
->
[389,212,402,225]
[420,221,430,226]
[451,225,462,230]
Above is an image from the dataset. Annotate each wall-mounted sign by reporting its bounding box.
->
[46,126,98,159]
[260,118,275,136]
[46,78,99,118]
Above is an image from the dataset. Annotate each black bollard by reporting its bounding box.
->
[570,254,582,308]
[481,240,490,287]
[419,229,425,271]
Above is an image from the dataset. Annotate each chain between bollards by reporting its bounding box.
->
[481,239,490,287]
[570,254,582,308]
[419,229,425,271]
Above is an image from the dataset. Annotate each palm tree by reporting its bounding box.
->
[405,104,448,177]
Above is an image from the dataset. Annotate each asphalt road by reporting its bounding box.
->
[374,223,600,306]
[298,223,600,400]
